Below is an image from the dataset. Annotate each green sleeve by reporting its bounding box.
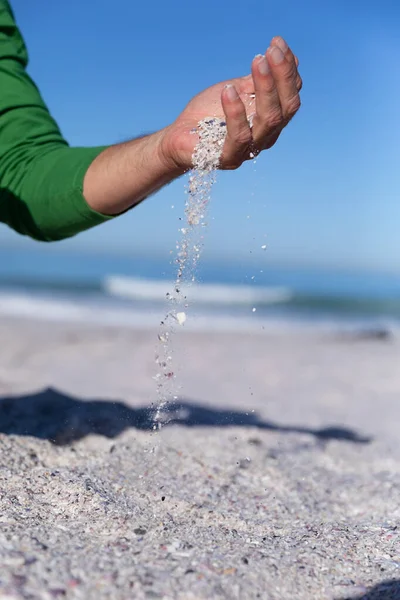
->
[0,0,113,241]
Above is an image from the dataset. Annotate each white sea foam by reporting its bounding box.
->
[0,290,394,337]
[104,275,293,306]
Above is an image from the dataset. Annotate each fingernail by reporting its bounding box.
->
[269,46,285,65]
[275,37,288,53]
[225,84,239,101]
[256,55,270,76]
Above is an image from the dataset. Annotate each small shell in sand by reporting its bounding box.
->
[176,312,187,326]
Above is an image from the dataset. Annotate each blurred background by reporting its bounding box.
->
[1,0,400,332]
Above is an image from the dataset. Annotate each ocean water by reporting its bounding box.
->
[1,245,400,334]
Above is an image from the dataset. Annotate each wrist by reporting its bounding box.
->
[83,128,186,216]
[157,123,192,174]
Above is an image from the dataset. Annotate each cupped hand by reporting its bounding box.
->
[161,37,302,171]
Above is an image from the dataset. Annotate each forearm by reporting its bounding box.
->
[0,1,184,241]
[0,1,184,242]
[83,127,184,216]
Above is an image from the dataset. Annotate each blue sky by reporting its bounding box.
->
[2,0,400,273]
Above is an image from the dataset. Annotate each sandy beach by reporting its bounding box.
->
[1,316,400,599]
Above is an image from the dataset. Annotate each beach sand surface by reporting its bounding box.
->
[0,317,400,599]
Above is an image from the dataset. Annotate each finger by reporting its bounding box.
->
[250,54,283,146]
[263,129,282,150]
[220,84,253,168]
[289,50,302,90]
[297,74,303,91]
[270,37,302,115]
[271,37,302,86]
[271,36,298,71]
[266,45,300,122]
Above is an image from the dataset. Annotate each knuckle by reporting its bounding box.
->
[226,124,252,148]
[265,109,283,130]
[221,154,242,170]
[282,63,298,84]
[228,103,246,120]
[263,132,281,150]
[262,79,278,94]
[235,128,252,146]
[222,135,252,170]
[285,95,301,117]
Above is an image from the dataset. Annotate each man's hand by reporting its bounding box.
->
[83,36,301,216]
[161,37,302,171]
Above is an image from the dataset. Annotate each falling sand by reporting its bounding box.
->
[153,117,227,426]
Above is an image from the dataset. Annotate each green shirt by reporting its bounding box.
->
[0,0,112,241]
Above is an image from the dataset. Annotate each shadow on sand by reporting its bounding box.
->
[336,579,400,599]
[0,387,372,446]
